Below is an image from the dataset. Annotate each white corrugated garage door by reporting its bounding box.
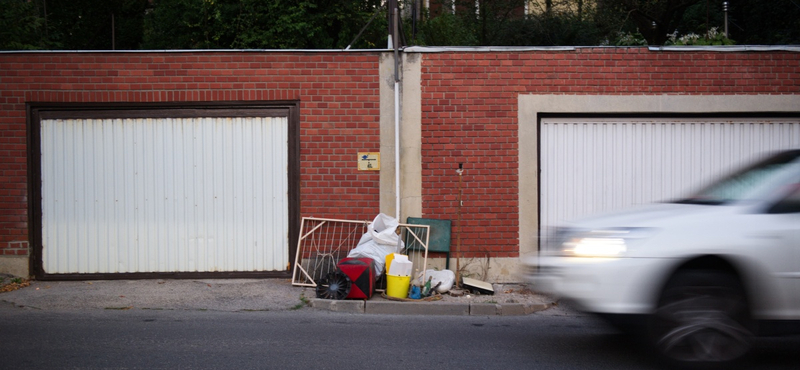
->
[540,117,800,240]
[40,116,289,274]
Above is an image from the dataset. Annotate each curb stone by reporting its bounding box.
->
[310,299,556,316]
[310,299,365,314]
[470,303,499,315]
[499,303,526,316]
[366,300,469,315]
[526,303,552,314]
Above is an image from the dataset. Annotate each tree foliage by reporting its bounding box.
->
[594,0,702,45]
[1,0,148,50]
[142,0,387,49]
[1,0,61,49]
[50,0,148,50]
[727,0,800,45]
[414,0,601,46]
[416,7,478,46]
[1,0,797,50]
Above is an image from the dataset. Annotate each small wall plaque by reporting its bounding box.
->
[358,152,380,171]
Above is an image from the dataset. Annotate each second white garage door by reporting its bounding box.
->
[540,116,800,240]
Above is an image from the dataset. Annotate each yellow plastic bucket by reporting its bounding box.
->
[386,274,411,299]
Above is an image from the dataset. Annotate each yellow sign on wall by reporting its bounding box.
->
[358,152,380,171]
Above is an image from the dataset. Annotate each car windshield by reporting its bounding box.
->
[674,150,800,205]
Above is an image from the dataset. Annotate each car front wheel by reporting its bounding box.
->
[648,270,753,369]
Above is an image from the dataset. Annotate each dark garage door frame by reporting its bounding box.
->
[27,101,300,280]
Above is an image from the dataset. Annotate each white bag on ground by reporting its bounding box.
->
[423,269,456,293]
[347,213,405,277]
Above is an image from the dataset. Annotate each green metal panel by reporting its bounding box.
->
[405,217,451,269]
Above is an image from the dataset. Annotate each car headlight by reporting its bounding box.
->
[561,228,656,257]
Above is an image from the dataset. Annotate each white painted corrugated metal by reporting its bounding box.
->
[40,116,289,274]
[540,117,800,241]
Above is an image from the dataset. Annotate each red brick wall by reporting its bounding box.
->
[0,51,383,257]
[420,48,800,258]
[3,48,800,262]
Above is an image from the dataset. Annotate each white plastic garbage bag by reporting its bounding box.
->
[421,269,456,293]
[347,213,405,277]
[367,213,403,246]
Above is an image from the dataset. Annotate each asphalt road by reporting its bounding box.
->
[1,303,798,370]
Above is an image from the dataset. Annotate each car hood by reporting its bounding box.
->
[563,202,737,230]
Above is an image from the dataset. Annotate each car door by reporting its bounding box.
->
[763,183,800,317]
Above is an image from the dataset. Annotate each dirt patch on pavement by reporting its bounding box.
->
[430,283,554,306]
[0,274,30,294]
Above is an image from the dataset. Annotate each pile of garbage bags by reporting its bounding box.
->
[346,213,457,299]
[347,213,404,278]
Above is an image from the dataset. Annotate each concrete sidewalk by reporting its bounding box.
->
[0,278,555,316]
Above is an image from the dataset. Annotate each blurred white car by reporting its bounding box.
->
[525,149,800,369]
